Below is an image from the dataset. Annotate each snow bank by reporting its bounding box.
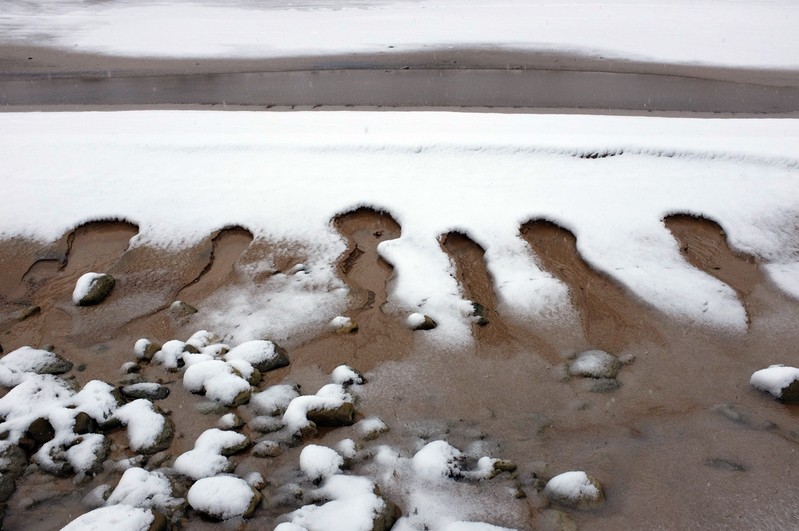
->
[3,112,799,339]
[2,1,798,69]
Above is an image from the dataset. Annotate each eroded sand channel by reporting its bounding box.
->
[1,214,798,529]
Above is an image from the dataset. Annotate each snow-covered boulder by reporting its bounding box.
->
[187,475,261,520]
[72,272,115,306]
[224,340,289,373]
[174,429,249,480]
[113,400,173,454]
[568,350,621,379]
[0,346,73,377]
[544,471,605,509]
[750,365,799,404]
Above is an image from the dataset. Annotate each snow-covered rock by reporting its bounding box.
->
[113,400,173,454]
[183,359,251,406]
[283,384,356,435]
[544,471,605,509]
[407,313,437,331]
[355,417,388,441]
[250,384,300,416]
[750,365,799,404]
[224,340,289,373]
[412,440,463,481]
[61,504,159,531]
[187,475,261,520]
[72,272,115,306]
[568,350,622,379]
[0,346,72,377]
[299,445,343,482]
[331,365,364,386]
[174,429,249,480]
[134,339,161,362]
[105,467,184,515]
[218,413,244,430]
[330,316,358,334]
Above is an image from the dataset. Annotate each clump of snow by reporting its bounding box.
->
[72,380,120,425]
[187,475,258,520]
[71,272,107,305]
[113,399,169,453]
[336,438,358,460]
[61,504,155,531]
[174,429,248,480]
[331,365,364,386]
[750,365,799,402]
[251,384,300,416]
[105,467,183,514]
[412,440,463,481]
[299,445,344,481]
[63,433,108,474]
[282,474,392,531]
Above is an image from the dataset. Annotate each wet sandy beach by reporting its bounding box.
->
[1,212,799,529]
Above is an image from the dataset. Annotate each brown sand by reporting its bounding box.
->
[1,211,799,529]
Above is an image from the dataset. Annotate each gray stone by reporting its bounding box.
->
[169,300,197,316]
[121,383,170,401]
[11,305,40,322]
[250,416,284,434]
[75,274,115,306]
[74,412,98,435]
[26,418,55,444]
[306,402,356,427]
[252,440,282,458]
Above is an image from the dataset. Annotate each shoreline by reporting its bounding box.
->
[2,46,799,115]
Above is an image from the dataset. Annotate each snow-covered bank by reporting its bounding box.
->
[2,1,798,69]
[2,111,799,341]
